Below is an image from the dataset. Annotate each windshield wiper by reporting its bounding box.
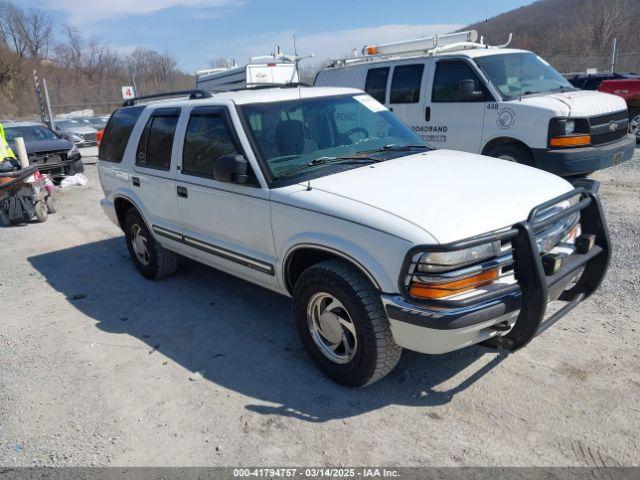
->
[279,155,381,178]
[376,144,430,152]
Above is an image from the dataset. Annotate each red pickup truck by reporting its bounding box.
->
[568,73,640,142]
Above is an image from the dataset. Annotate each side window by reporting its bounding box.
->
[390,64,425,104]
[136,108,180,170]
[99,106,144,163]
[182,110,243,179]
[364,67,390,103]
[432,61,487,102]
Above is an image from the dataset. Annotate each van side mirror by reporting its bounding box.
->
[214,154,249,184]
[458,79,484,101]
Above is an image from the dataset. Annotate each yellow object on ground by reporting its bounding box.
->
[0,123,16,159]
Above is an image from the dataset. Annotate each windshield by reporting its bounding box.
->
[239,94,426,183]
[474,53,576,100]
[5,125,60,142]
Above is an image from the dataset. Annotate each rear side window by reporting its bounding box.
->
[136,108,180,170]
[364,67,390,103]
[182,110,241,178]
[99,106,144,163]
[390,64,424,104]
[432,61,486,102]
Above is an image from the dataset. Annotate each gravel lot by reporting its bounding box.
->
[1,147,639,467]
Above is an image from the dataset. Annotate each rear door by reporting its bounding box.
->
[426,59,490,153]
[174,105,276,285]
[131,107,182,238]
[386,62,431,138]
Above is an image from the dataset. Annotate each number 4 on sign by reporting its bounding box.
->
[121,86,135,100]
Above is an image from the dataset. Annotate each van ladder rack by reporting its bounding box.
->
[122,90,213,107]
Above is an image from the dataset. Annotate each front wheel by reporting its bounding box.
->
[292,259,402,387]
[629,108,640,143]
[486,143,533,165]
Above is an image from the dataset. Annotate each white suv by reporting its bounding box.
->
[98,87,610,386]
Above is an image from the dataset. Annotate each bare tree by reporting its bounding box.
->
[0,1,29,57]
[207,56,233,69]
[22,8,53,58]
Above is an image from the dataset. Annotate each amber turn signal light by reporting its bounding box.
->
[549,135,590,147]
[409,268,499,300]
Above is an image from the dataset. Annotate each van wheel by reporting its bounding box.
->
[629,108,640,143]
[292,259,402,387]
[124,209,178,280]
[487,144,533,165]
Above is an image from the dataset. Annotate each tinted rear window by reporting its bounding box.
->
[136,109,180,170]
[99,107,144,163]
[390,64,424,104]
[364,67,390,103]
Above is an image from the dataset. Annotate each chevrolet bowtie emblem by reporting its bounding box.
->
[609,122,619,132]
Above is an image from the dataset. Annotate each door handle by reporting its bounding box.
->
[177,186,188,198]
[425,107,431,122]
[132,176,140,187]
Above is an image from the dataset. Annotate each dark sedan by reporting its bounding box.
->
[3,122,83,178]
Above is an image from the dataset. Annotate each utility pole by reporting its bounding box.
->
[42,78,55,131]
[33,70,47,124]
[610,38,618,73]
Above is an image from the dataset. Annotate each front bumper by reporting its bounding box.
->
[383,182,611,354]
[531,134,635,176]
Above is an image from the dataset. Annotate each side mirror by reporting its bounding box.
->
[458,79,484,101]
[214,154,249,184]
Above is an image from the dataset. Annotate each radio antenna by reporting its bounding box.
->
[292,34,312,191]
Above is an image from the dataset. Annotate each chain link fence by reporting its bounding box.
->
[549,51,640,75]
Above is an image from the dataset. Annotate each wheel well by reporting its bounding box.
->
[114,197,136,230]
[482,137,530,156]
[283,247,378,294]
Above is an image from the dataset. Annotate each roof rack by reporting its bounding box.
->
[328,30,513,68]
[122,89,213,107]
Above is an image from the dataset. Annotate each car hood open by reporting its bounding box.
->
[300,150,574,243]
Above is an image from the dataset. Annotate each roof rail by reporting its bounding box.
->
[122,89,213,107]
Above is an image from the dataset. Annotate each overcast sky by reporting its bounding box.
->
[19,0,534,72]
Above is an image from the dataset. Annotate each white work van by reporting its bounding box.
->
[196,48,299,92]
[315,31,635,176]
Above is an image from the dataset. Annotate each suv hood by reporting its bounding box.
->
[517,89,627,117]
[300,150,573,243]
[14,139,73,154]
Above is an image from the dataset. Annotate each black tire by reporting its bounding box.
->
[629,107,640,143]
[0,207,10,226]
[34,201,48,222]
[72,159,85,174]
[123,208,178,280]
[486,143,533,165]
[292,259,402,387]
[45,195,58,214]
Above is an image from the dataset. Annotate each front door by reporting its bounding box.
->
[175,106,276,286]
[425,59,490,153]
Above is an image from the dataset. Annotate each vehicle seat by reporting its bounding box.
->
[275,120,318,156]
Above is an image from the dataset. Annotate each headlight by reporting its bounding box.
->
[409,241,503,300]
[416,242,501,273]
[69,134,83,143]
[548,118,590,147]
[68,145,79,156]
[564,120,575,134]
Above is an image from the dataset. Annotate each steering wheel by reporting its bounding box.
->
[344,127,369,141]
